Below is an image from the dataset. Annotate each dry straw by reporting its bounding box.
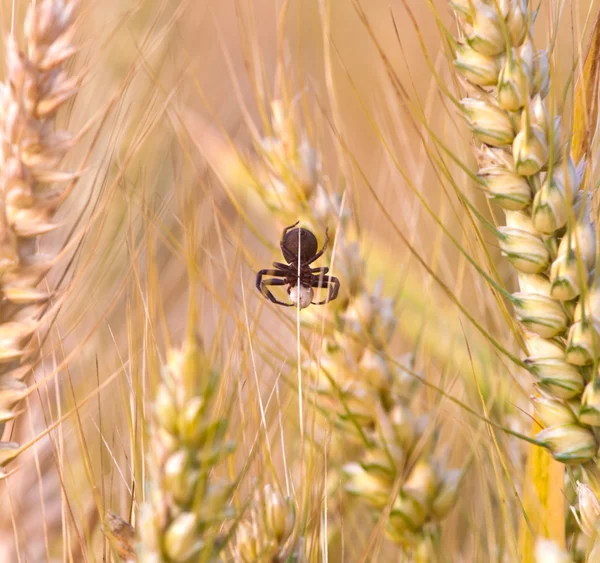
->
[0,0,80,475]
[104,511,136,563]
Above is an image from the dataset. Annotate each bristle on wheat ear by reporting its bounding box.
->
[0,0,80,476]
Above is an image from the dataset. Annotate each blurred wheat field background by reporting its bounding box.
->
[1,0,600,561]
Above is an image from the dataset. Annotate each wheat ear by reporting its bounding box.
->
[0,0,80,475]
[137,334,234,562]
[449,0,600,554]
[247,99,460,553]
[451,0,600,464]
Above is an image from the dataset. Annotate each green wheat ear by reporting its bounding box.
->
[137,331,235,561]
[234,483,300,561]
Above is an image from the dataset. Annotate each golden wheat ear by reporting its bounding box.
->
[0,0,80,476]
[451,0,596,458]
[448,0,600,556]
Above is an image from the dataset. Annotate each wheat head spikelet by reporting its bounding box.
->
[0,0,80,475]
[233,483,299,562]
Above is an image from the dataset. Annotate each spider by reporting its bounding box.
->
[256,221,340,309]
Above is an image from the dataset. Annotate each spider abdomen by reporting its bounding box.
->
[289,285,314,309]
[282,228,318,264]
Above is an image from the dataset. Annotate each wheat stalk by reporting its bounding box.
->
[0,0,80,476]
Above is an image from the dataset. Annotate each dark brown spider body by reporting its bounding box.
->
[256,221,340,309]
[281,228,318,264]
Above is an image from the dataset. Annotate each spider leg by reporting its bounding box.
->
[310,266,329,275]
[256,269,294,307]
[306,227,329,265]
[261,280,294,307]
[272,261,291,270]
[256,269,286,286]
[310,275,340,305]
